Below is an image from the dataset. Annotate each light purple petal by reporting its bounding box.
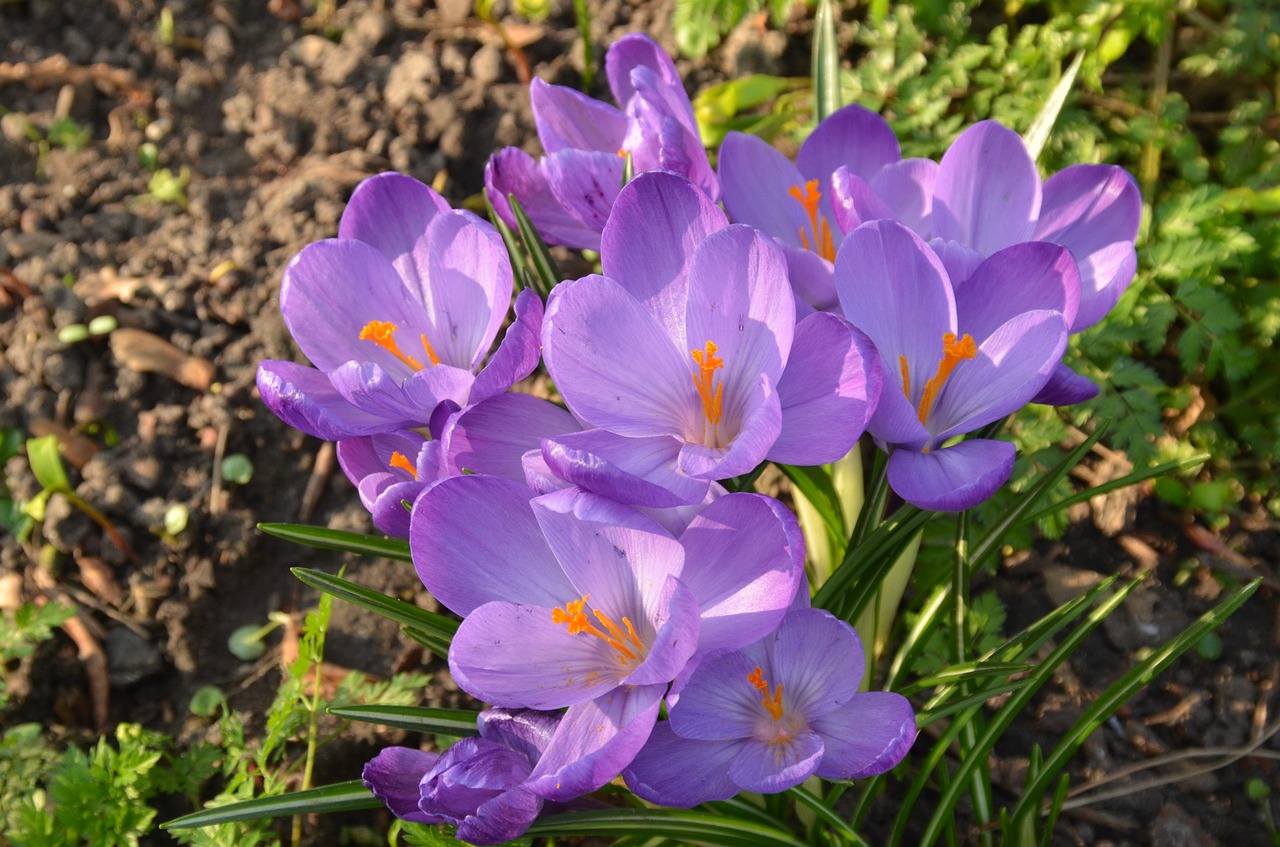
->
[257,359,408,439]
[718,131,811,247]
[770,313,882,465]
[887,439,1015,511]
[471,289,543,403]
[770,609,862,720]
[797,104,901,185]
[677,371,782,479]
[328,359,471,427]
[871,158,937,237]
[530,77,628,154]
[830,166,897,235]
[363,746,442,824]
[932,121,1040,255]
[678,493,803,654]
[728,731,824,794]
[444,392,581,480]
[1067,241,1137,332]
[812,691,917,779]
[1031,361,1099,406]
[541,429,709,507]
[367,479,425,538]
[543,148,626,236]
[778,242,838,314]
[600,171,728,340]
[485,147,603,250]
[339,172,451,262]
[655,113,719,200]
[954,242,1080,342]
[669,647,770,740]
[622,722,742,807]
[928,238,985,288]
[411,475,573,615]
[623,576,700,687]
[606,34,692,127]
[543,274,698,438]
[456,787,543,846]
[477,708,561,760]
[526,683,666,801]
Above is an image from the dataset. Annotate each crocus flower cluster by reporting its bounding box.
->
[258,32,1139,846]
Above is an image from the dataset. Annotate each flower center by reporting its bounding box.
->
[788,179,835,262]
[388,451,417,479]
[899,332,977,427]
[359,320,441,371]
[747,665,785,721]
[690,341,724,427]
[552,594,644,667]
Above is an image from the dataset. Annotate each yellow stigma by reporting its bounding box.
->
[691,341,724,426]
[552,595,644,666]
[388,451,418,479]
[358,321,440,370]
[900,332,977,426]
[747,666,785,721]
[788,179,835,263]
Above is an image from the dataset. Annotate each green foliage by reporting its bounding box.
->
[673,0,807,58]
[910,591,1007,676]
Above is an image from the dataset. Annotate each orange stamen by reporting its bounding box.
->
[420,334,441,367]
[904,332,978,426]
[552,595,644,665]
[388,451,418,479]
[788,180,836,262]
[747,665,785,721]
[691,341,724,426]
[360,320,425,371]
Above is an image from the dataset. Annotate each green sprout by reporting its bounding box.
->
[227,611,291,661]
[220,454,254,486]
[56,315,117,345]
[22,435,136,560]
[142,167,191,209]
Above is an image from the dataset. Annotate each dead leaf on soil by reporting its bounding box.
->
[109,328,215,390]
[76,555,125,608]
[60,611,110,732]
[74,267,170,306]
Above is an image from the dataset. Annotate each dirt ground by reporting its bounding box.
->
[1,1,1277,845]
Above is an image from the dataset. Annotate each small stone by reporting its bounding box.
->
[289,35,332,70]
[204,24,235,64]
[470,44,503,87]
[105,627,164,687]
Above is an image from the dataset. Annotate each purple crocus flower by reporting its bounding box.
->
[622,608,916,806]
[541,171,881,506]
[835,220,1078,511]
[411,475,805,800]
[256,172,542,441]
[362,708,559,845]
[485,34,717,251]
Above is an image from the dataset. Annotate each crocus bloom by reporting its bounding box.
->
[411,475,805,800]
[485,34,717,251]
[718,104,902,312]
[256,172,542,441]
[622,608,916,806]
[835,220,1078,511]
[541,171,881,506]
[362,708,559,845]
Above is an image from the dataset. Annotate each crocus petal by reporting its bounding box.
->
[328,359,472,426]
[830,166,897,234]
[1034,164,1141,331]
[771,609,862,719]
[600,171,728,339]
[445,392,581,481]
[655,113,719,200]
[623,576,701,687]
[835,220,953,446]
[729,731,824,794]
[541,429,709,507]
[669,648,772,740]
[871,157,938,237]
[812,691,917,780]
[526,683,666,801]
[928,238,985,288]
[470,289,543,403]
[954,242,1080,342]
[677,372,782,479]
[363,747,442,824]
[477,708,561,760]
[543,149,626,237]
[718,131,811,248]
[797,104,901,185]
[770,313,881,465]
[530,77,628,154]
[606,34,691,127]
[1031,361,1099,406]
[485,147,604,250]
[622,722,743,807]
[339,172,451,262]
[543,274,698,438]
[257,359,405,439]
[778,242,838,314]
[887,439,1015,511]
[932,121,1040,255]
[677,493,803,654]
[456,787,543,846]
[367,479,425,537]
[419,211,512,370]
[411,475,574,615]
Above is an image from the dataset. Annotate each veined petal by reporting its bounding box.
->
[729,731,824,794]
[655,113,719,200]
[1032,361,1099,406]
[871,157,937,237]
[363,747,442,824]
[770,313,881,465]
[530,77,628,154]
[623,576,700,686]
[932,121,1040,254]
[928,238,985,289]
[770,609,862,720]
[718,131,811,247]
[670,648,771,740]
[606,34,691,126]
[543,149,626,236]
[812,691,917,780]
[256,359,408,439]
[887,439,1015,512]
[339,172,451,262]
[485,147,603,250]
[797,104,900,184]
[526,683,666,801]
[623,722,742,807]
[600,171,728,340]
[444,392,581,481]
[419,211,513,370]
[329,359,471,425]
[954,242,1080,343]
[677,371,782,479]
[470,289,543,403]
[541,430,708,507]
[830,166,896,234]
[778,242,839,315]
[543,274,698,438]
[456,787,543,846]
[411,475,573,615]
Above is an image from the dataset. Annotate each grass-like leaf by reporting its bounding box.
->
[328,704,480,736]
[162,780,379,829]
[527,808,808,847]
[778,462,845,549]
[508,194,562,299]
[812,0,840,122]
[258,522,412,562]
[1022,51,1083,162]
[1015,451,1208,528]
[400,624,454,657]
[485,190,531,292]
[290,567,458,644]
